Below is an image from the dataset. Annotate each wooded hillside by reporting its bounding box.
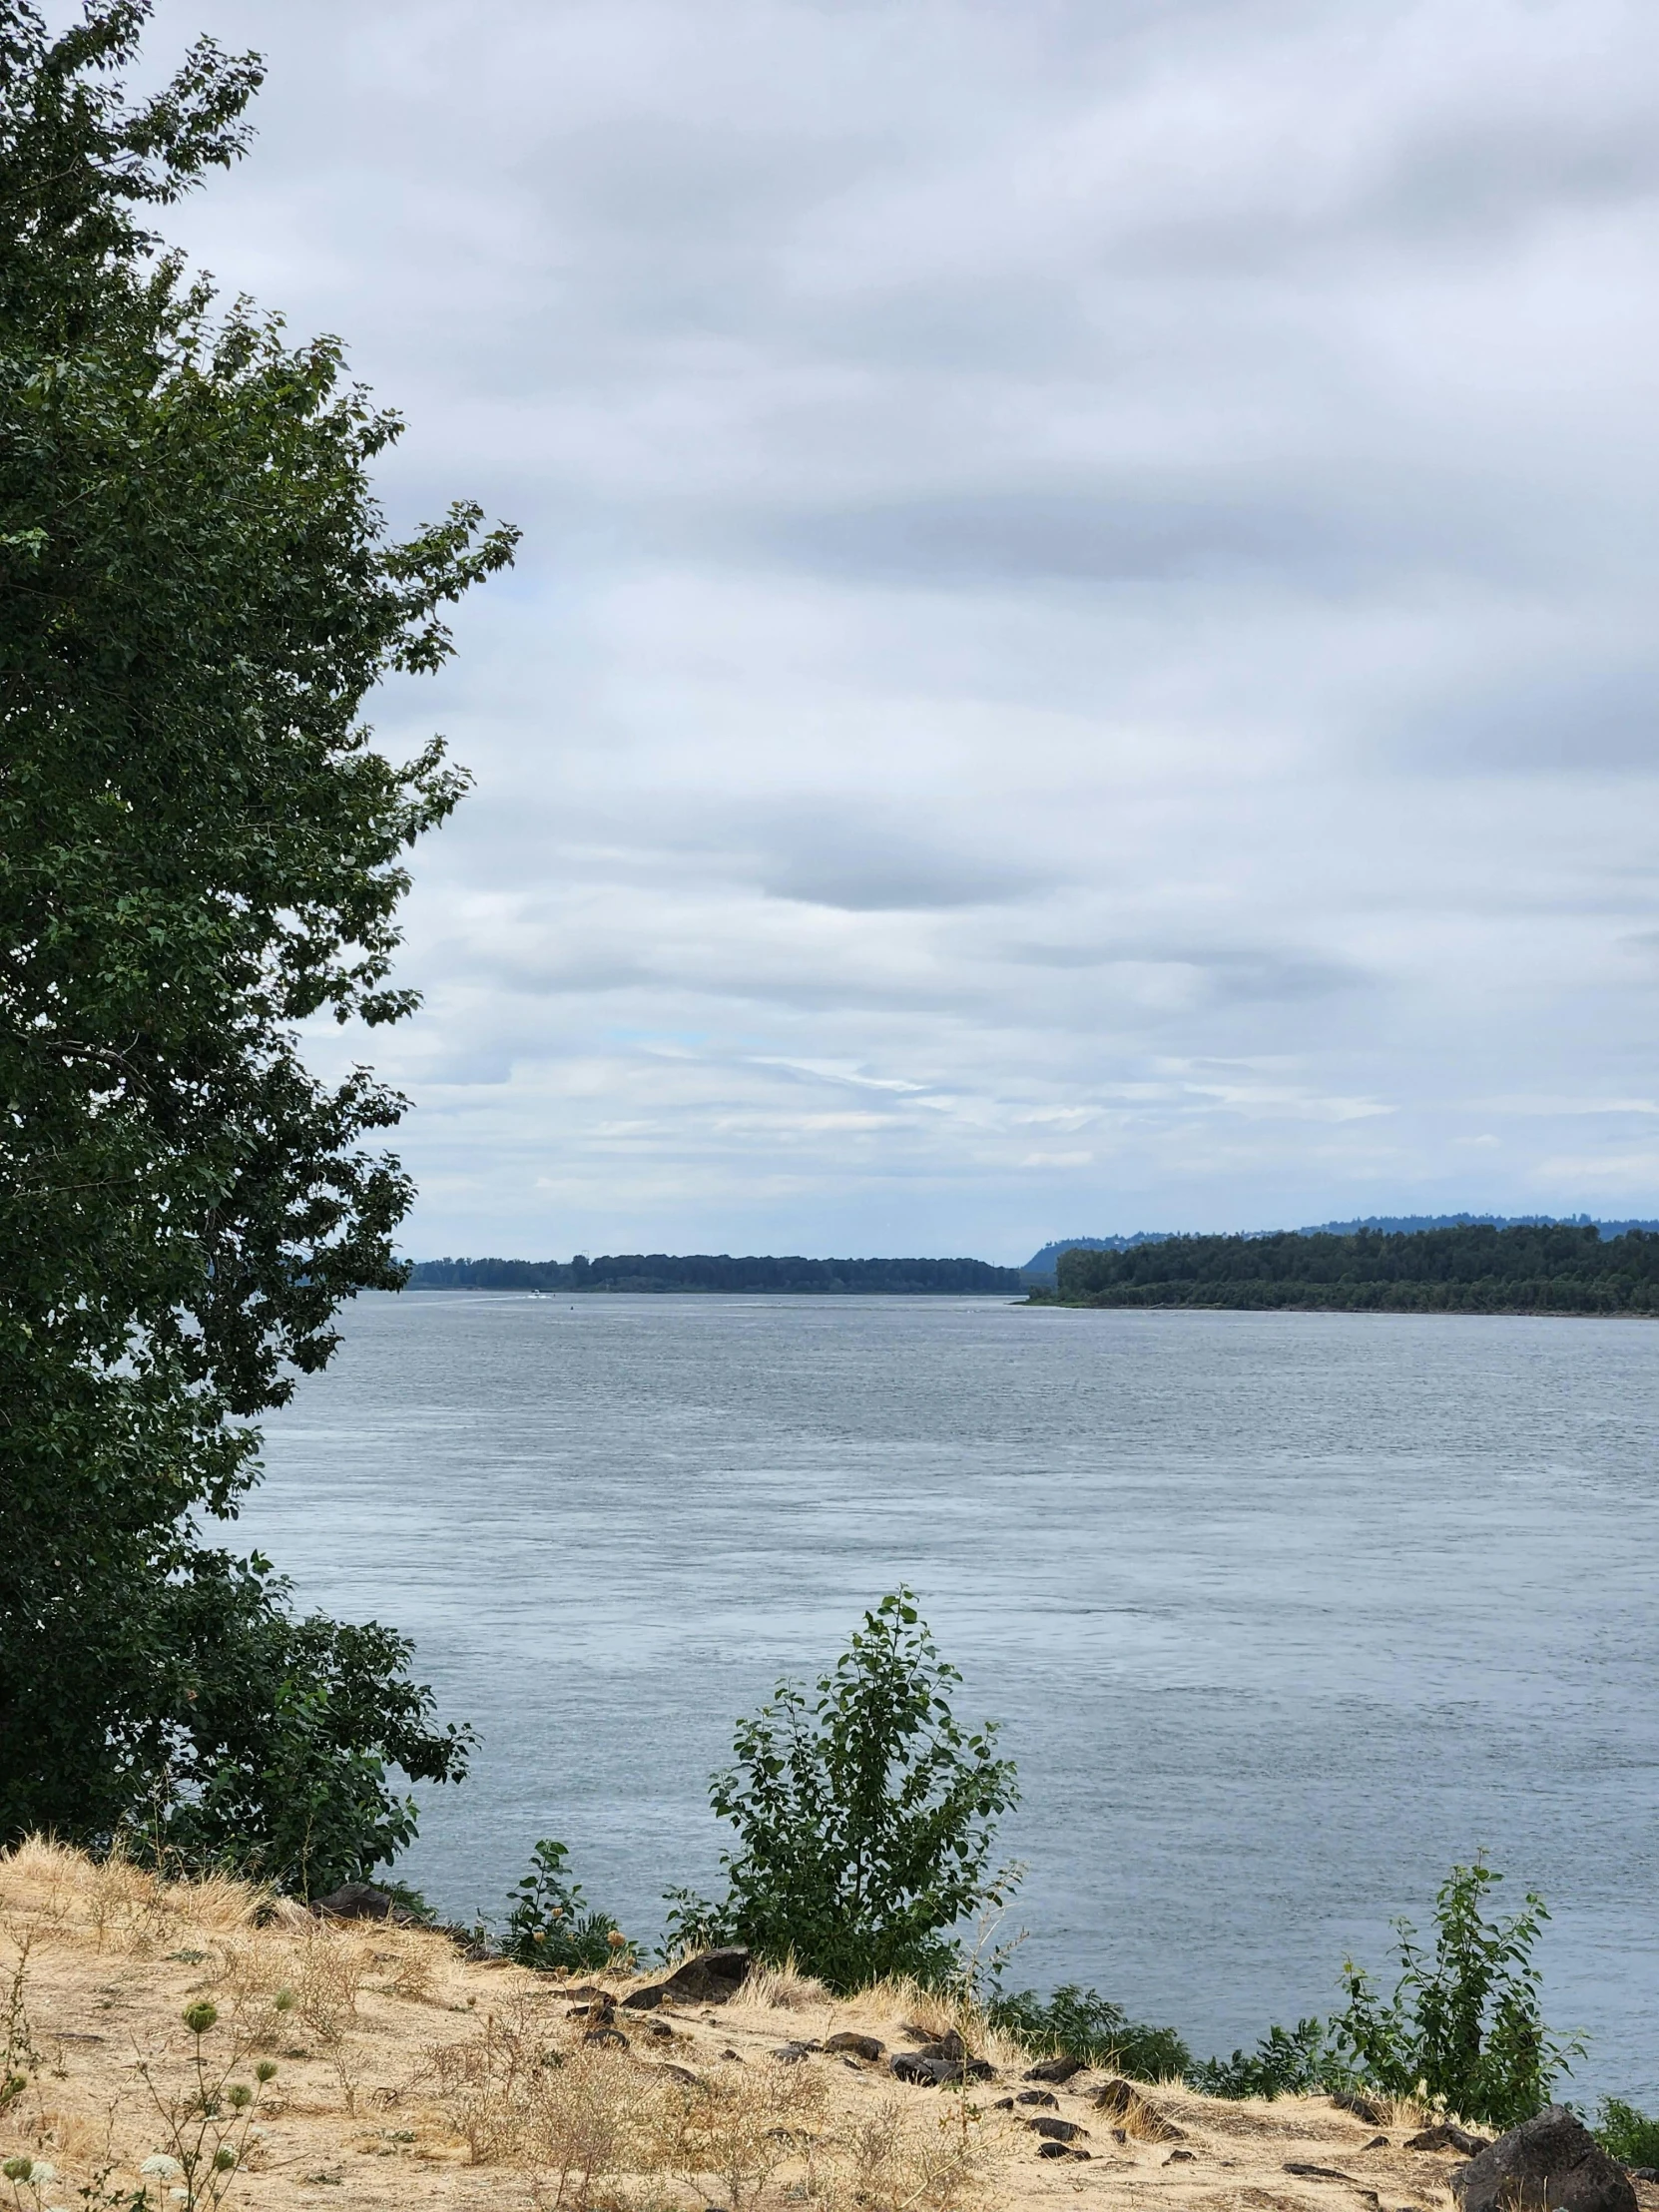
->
[1043,1224,1659,1314]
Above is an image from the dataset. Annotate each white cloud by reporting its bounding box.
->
[142,0,1659,1259]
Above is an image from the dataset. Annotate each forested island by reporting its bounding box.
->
[1033,1223,1659,1314]
[410,1253,1023,1294]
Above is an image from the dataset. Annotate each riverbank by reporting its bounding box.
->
[1,1842,1592,2212]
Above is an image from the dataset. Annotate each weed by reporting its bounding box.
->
[132,1998,277,2210]
[503,1842,634,1974]
[0,1934,39,2116]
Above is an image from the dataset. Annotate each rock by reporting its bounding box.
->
[569,1995,617,2023]
[1037,2142,1092,2161]
[1363,2136,1390,2150]
[1451,2109,1637,2212]
[1090,2079,1186,2142]
[310,1884,396,1922]
[1027,2118,1089,2143]
[1333,2092,1389,2126]
[583,2026,629,2049]
[890,2050,996,2087]
[1017,2090,1059,2109]
[891,2052,955,2086]
[1631,2171,1659,2185]
[773,2042,821,2063]
[1166,2149,1196,2164]
[824,2033,885,2061]
[623,1947,752,2010]
[1288,2164,1365,2183]
[651,2064,705,2087]
[1406,2126,1492,2158]
[1025,2055,1087,2084]
[647,2019,676,2042]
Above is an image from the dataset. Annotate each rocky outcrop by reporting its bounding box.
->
[620,1946,752,2009]
[1450,2106,1638,2212]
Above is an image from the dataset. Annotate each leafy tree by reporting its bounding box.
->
[690,1589,1020,1992]
[0,0,514,1877]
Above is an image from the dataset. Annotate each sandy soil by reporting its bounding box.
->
[2,1844,1647,2212]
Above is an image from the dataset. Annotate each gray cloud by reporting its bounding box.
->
[137,0,1659,1257]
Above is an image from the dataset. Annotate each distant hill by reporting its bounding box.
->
[1024,1212,1659,1277]
[1034,1222,1659,1315]
[1024,1232,1174,1275]
[407,1254,1022,1295]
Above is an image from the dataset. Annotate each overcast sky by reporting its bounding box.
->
[143,0,1659,1264]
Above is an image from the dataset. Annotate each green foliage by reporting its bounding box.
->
[988,1985,1192,2082]
[705,1588,1020,1993]
[1047,1223,1659,1314]
[0,1,510,1873]
[503,1841,634,1973]
[1594,2098,1659,2171]
[1193,1860,1581,2127]
[410,1254,1022,1294]
[1190,2018,1338,2100]
[659,1885,735,1961]
[1328,1858,1580,2127]
[145,1555,472,1898]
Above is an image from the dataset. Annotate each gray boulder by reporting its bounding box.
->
[622,1946,752,2009]
[1451,2106,1637,2212]
[309,1883,396,1921]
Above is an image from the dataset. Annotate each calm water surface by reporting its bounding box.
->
[251,1294,1659,2100]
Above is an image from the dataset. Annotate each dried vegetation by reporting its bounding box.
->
[1,1841,1610,2212]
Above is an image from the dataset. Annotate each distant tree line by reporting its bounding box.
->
[1040,1224,1659,1314]
[1025,1213,1659,1276]
[409,1254,1022,1294]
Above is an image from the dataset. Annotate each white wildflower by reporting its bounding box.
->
[140,2155,183,2178]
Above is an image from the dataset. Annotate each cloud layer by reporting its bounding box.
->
[146,0,1659,1259]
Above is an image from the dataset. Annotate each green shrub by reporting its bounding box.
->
[1193,1858,1582,2126]
[697,1589,1021,1992]
[1328,1857,1581,2127]
[1595,2098,1659,2170]
[989,1985,1192,2080]
[504,1841,634,1973]
[1190,2018,1339,2099]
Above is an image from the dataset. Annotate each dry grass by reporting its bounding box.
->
[0,1842,1580,2212]
[858,1975,1029,2072]
[744,1956,830,2012]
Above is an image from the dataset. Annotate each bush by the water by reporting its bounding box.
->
[1193,1858,1583,2128]
[1191,2018,1335,2099]
[1595,2098,1659,2170]
[988,1984,1192,2079]
[503,1840,635,1973]
[668,1589,1021,1992]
